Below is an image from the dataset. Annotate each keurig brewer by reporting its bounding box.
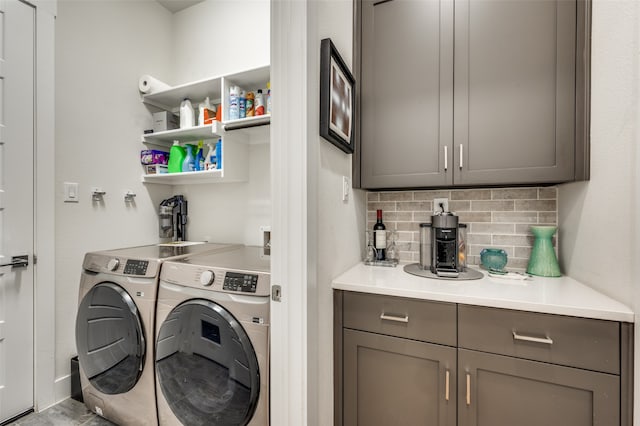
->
[419,211,467,278]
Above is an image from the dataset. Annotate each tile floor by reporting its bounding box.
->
[5,398,115,426]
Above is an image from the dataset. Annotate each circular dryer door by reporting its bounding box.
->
[75,282,145,395]
[156,299,260,426]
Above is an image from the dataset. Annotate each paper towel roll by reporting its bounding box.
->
[138,75,170,94]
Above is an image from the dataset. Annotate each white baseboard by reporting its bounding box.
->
[54,374,71,405]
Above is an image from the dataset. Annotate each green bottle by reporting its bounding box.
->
[167,141,186,173]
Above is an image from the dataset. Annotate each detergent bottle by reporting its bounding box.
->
[168,141,186,173]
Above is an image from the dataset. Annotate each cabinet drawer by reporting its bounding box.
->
[458,305,620,374]
[343,292,456,346]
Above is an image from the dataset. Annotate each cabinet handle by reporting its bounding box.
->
[466,373,471,406]
[445,369,450,401]
[444,146,448,171]
[380,313,409,323]
[459,144,463,169]
[512,331,554,345]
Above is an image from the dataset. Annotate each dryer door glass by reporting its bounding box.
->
[75,282,145,394]
[156,299,260,425]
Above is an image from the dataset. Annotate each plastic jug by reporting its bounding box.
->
[182,144,196,172]
[168,141,186,173]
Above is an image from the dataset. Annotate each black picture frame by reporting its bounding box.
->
[319,38,355,154]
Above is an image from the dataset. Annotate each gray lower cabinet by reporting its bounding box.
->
[458,349,620,426]
[335,291,632,426]
[343,329,456,426]
[355,0,590,189]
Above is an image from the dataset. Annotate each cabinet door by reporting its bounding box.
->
[458,349,620,426]
[343,329,456,426]
[454,0,577,185]
[359,0,453,189]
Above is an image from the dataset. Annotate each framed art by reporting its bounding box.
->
[320,38,355,154]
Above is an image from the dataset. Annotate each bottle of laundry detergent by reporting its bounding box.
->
[194,141,205,171]
[182,144,196,172]
[168,141,186,173]
[206,142,218,170]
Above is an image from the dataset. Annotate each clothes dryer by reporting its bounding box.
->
[155,246,270,426]
[75,243,237,426]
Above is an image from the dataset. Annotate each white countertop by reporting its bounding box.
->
[332,263,635,323]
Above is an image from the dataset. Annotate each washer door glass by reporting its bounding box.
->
[156,299,260,426]
[75,282,145,395]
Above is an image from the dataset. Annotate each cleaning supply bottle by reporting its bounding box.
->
[180,98,195,128]
[266,82,272,115]
[255,90,265,116]
[168,141,186,173]
[182,144,196,172]
[239,90,247,119]
[194,141,205,171]
[205,142,216,170]
[229,86,240,120]
[215,138,222,169]
[246,91,255,117]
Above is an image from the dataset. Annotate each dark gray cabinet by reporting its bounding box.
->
[335,291,633,426]
[355,0,591,189]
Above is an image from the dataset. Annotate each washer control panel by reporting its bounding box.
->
[223,272,258,293]
[123,259,149,276]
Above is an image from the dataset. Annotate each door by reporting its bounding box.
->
[75,282,146,395]
[343,329,456,426]
[0,0,35,422]
[359,0,453,189]
[155,299,261,425]
[458,349,620,426]
[454,0,576,185]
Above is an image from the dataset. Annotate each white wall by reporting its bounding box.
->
[172,0,271,246]
[308,1,365,424]
[54,0,174,401]
[558,0,640,422]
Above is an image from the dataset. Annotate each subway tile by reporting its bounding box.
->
[514,246,532,259]
[471,200,515,212]
[468,255,480,266]
[384,211,413,222]
[492,211,538,223]
[449,200,471,212]
[413,211,432,222]
[367,192,380,202]
[538,186,558,200]
[397,231,414,242]
[413,190,451,200]
[410,242,421,252]
[471,223,515,234]
[492,188,537,200]
[458,211,492,223]
[368,202,397,212]
[514,199,557,212]
[507,257,529,270]
[515,224,534,234]
[395,222,421,232]
[451,189,491,200]
[538,212,558,224]
[493,234,534,246]
[397,201,432,212]
[380,191,414,202]
[399,251,413,262]
[468,234,492,245]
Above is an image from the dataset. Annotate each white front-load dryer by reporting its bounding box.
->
[155,246,270,426]
[75,243,237,426]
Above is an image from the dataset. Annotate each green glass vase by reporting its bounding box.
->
[527,226,561,277]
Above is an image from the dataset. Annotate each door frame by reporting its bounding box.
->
[32,0,56,412]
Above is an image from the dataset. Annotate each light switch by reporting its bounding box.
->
[64,182,79,203]
[342,176,351,202]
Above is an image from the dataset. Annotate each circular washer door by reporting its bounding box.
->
[75,282,145,395]
[156,299,260,426]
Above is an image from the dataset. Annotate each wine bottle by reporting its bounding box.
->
[373,209,386,261]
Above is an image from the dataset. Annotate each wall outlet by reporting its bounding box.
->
[433,198,449,214]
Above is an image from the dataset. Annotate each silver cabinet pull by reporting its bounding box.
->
[444,146,448,171]
[459,144,463,169]
[512,331,553,345]
[380,313,409,323]
[445,369,450,401]
[0,255,28,268]
[466,373,471,406]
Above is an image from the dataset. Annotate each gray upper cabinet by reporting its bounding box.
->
[355,0,590,189]
[359,0,453,188]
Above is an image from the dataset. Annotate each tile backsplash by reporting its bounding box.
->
[367,187,558,270]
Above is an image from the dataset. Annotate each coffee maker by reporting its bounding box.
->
[420,210,467,278]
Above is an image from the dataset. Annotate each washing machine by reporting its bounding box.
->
[155,245,270,426]
[75,242,238,426]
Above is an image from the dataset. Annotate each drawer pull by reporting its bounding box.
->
[466,373,471,406]
[380,313,409,323]
[512,331,553,345]
[445,370,450,401]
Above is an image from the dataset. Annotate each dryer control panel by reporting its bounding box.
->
[223,272,258,293]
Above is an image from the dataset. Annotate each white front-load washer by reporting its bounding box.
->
[75,243,237,426]
[155,246,270,426]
